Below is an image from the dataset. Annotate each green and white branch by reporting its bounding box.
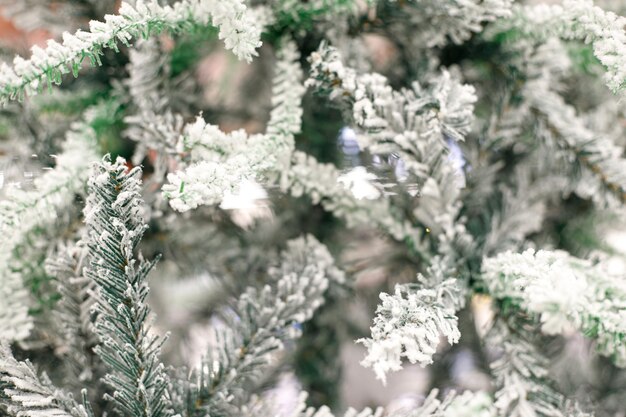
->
[483,249,626,367]
[189,235,341,416]
[493,0,626,93]
[84,156,172,417]
[162,39,303,211]
[0,0,262,103]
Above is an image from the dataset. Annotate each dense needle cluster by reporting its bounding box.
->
[1,0,626,416]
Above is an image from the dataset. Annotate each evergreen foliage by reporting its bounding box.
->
[1,0,626,416]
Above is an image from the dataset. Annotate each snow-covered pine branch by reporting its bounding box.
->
[306,44,476,255]
[492,0,626,93]
[83,155,172,417]
[0,115,99,342]
[122,38,191,200]
[0,265,31,343]
[0,343,91,417]
[188,235,342,416]
[483,249,626,367]
[357,262,466,384]
[307,43,477,147]
[162,39,304,211]
[0,0,262,103]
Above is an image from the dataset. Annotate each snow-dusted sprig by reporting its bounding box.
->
[492,0,626,93]
[83,155,172,417]
[483,249,626,367]
[189,235,340,416]
[306,44,475,248]
[0,343,91,417]
[358,262,466,384]
[382,0,513,48]
[163,136,279,212]
[122,37,193,203]
[307,44,477,146]
[125,38,169,114]
[0,0,262,103]
[266,40,305,138]
[45,242,97,384]
[163,39,304,211]
[0,118,99,342]
[475,29,626,207]
[161,118,261,211]
[485,318,591,417]
[0,122,98,246]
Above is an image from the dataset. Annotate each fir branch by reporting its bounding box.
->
[188,235,341,416]
[0,267,31,343]
[163,135,279,211]
[483,249,626,368]
[357,262,466,384]
[306,44,475,249]
[162,39,304,211]
[477,28,626,207]
[126,38,171,117]
[266,40,305,138]
[84,155,172,417]
[492,0,626,93]
[0,115,99,342]
[0,343,90,417]
[0,0,262,103]
[307,44,477,145]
